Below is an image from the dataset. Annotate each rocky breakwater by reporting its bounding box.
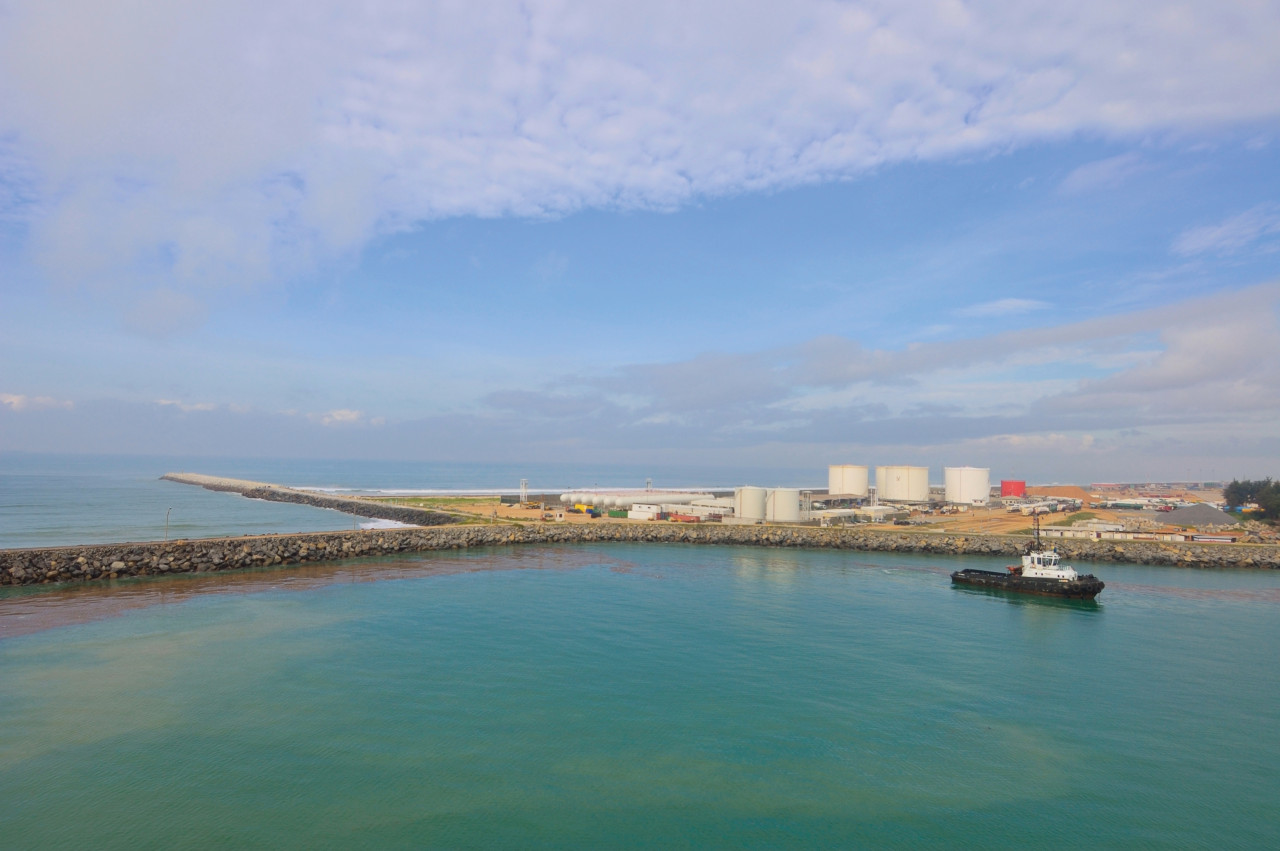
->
[0,527,502,586]
[4,524,1280,588]
[499,524,1280,567]
[160,472,458,527]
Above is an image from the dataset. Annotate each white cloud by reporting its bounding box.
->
[962,432,1097,453]
[2,1,1278,307]
[312,408,365,426]
[4,279,1278,479]
[956,297,1051,317]
[155,399,217,413]
[1172,204,1280,256]
[478,282,1280,445]
[0,393,73,411]
[1058,153,1147,194]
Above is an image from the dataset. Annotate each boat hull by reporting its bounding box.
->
[950,568,1104,599]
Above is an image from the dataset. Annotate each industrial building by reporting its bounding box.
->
[827,465,870,498]
[731,486,804,523]
[559,491,711,509]
[556,461,1010,525]
[876,465,930,503]
[1000,480,1027,497]
[765,488,802,522]
[944,466,990,506]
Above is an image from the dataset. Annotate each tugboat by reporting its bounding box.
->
[951,516,1104,599]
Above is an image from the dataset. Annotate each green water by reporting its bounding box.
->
[2,545,1277,848]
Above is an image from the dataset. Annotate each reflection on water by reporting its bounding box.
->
[949,583,1104,613]
[732,551,806,584]
[1104,581,1280,603]
[10,546,1276,641]
[0,547,628,639]
[1,543,1279,849]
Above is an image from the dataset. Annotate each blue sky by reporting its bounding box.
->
[2,1,1280,482]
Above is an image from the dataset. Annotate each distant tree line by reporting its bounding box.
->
[1223,479,1280,521]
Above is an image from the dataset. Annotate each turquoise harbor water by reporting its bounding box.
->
[2,544,1278,848]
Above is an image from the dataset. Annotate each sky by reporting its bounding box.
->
[2,0,1280,483]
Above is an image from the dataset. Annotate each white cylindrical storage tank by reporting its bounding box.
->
[766,488,802,522]
[876,466,929,502]
[656,492,709,506]
[944,467,990,505]
[735,486,768,521]
[560,493,572,504]
[827,465,869,497]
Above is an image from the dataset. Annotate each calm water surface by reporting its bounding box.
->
[0,453,816,548]
[1,544,1277,848]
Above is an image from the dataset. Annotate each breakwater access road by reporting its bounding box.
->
[159,472,460,527]
[3,521,1279,588]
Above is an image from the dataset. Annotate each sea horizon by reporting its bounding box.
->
[0,452,828,550]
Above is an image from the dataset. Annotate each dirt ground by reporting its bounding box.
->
[1027,485,1095,507]
[903,505,1119,535]
[368,486,1226,533]
[369,496,625,524]
[907,485,1225,535]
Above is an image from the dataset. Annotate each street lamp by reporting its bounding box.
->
[165,507,173,542]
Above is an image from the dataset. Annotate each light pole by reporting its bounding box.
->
[165,507,173,542]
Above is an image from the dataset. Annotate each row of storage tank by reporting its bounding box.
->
[829,464,1010,505]
[559,491,709,509]
[734,487,802,522]
[563,466,1026,523]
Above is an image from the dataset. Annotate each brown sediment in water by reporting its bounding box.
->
[1100,582,1280,603]
[0,547,630,640]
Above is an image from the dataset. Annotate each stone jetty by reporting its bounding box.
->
[3,522,1279,587]
[160,472,458,527]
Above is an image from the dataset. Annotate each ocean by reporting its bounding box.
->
[1,544,1277,848]
[2,454,1278,847]
[0,452,819,549]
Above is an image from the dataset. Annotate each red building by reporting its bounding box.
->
[1000,480,1027,497]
